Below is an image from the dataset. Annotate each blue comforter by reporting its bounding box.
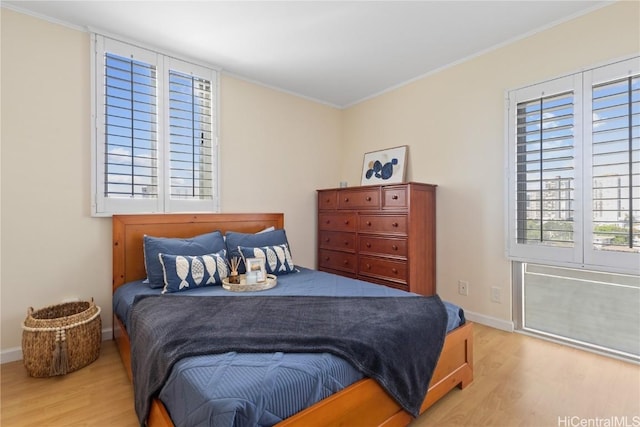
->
[114,267,465,427]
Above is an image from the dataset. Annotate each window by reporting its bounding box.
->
[507,58,639,274]
[508,58,639,361]
[92,35,219,215]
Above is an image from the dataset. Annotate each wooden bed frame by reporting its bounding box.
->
[112,213,473,427]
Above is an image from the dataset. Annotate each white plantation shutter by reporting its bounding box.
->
[507,57,639,274]
[584,60,640,271]
[93,35,219,215]
[95,37,162,214]
[164,59,217,213]
[507,75,583,266]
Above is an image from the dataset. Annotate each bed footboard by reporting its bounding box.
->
[276,321,473,427]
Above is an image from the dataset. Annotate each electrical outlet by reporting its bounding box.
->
[491,287,501,303]
[458,280,469,296]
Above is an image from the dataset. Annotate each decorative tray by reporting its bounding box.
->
[222,274,277,292]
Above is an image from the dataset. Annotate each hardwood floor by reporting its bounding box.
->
[413,325,640,427]
[1,340,138,426]
[1,324,638,426]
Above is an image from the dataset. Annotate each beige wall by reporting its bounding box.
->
[342,1,640,324]
[1,2,639,355]
[1,9,108,353]
[0,8,342,353]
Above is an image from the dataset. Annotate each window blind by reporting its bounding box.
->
[515,92,575,248]
[591,75,639,253]
[168,70,213,200]
[104,53,158,198]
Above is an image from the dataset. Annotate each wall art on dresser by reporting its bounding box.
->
[361,145,407,185]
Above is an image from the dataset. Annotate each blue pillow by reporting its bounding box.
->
[144,231,226,288]
[225,229,289,273]
[159,250,229,294]
[238,244,296,276]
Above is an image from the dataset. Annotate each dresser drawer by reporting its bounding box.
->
[382,186,407,209]
[359,236,407,258]
[318,249,357,273]
[338,188,380,210]
[319,231,356,253]
[358,215,407,235]
[318,190,338,210]
[319,213,357,232]
[358,256,407,284]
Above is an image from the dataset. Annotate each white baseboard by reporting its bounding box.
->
[0,328,113,364]
[0,347,22,364]
[464,310,514,332]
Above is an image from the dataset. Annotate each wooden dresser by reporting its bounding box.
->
[317,182,436,296]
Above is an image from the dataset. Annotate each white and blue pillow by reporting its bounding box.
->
[143,231,226,288]
[238,244,296,276]
[159,249,229,294]
[225,229,289,273]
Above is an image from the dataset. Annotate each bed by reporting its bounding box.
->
[112,213,473,427]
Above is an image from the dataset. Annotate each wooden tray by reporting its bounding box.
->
[222,274,277,292]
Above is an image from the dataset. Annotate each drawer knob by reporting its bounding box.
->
[366,243,371,248]
[392,268,398,274]
[366,264,371,269]
[344,241,350,246]
[344,198,349,202]
[392,194,399,200]
[325,256,330,261]
[365,196,372,201]
[325,238,330,242]
[325,198,331,203]
[392,245,398,250]
[325,220,331,224]
[366,221,372,226]
[344,220,350,225]
[343,260,349,265]
[392,222,399,227]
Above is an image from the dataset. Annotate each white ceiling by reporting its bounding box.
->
[4,1,609,108]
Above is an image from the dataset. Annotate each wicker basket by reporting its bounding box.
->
[22,299,102,377]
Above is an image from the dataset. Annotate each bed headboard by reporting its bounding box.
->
[112,213,285,291]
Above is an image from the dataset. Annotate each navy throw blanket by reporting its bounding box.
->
[129,294,448,425]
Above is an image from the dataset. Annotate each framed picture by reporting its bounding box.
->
[245,257,266,283]
[361,145,408,185]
